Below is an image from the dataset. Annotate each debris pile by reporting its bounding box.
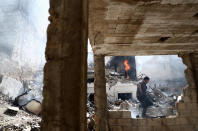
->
[87,99,95,131]
[0,71,43,130]
[88,69,183,118]
[106,86,178,118]
[0,93,41,130]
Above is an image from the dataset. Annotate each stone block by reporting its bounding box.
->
[108,119,132,126]
[152,126,169,131]
[183,96,197,103]
[183,88,198,97]
[25,100,42,115]
[146,118,162,126]
[110,126,122,131]
[177,111,190,117]
[185,117,198,125]
[161,118,177,126]
[137,119,147,126]
[122,126,153,131]
[177,103,198,111]
[168,126,181,131]
[179,125,195,131]
[108,111,131,119]
[175,117,189,125]
[122,126,138,131]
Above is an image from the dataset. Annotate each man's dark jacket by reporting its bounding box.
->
[137,81,147,100]
[137,80,152,107]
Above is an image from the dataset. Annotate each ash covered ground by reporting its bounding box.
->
[0,69,43,130]
[0,93,41,131]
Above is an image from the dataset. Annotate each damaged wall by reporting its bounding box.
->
[108,53,198,131]
[41,0,88,130]
[88,82,137,102]
[107,56,137,80]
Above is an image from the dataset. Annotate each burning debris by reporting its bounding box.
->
[124,59,130,80]
[106,56,137,80]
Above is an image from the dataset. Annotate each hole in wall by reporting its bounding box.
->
[158,37,171,42]
[87,54,187,119]
[192,29,198,35]
[193,12,198,17]
[118,93,132,101]
[106,55,187,118]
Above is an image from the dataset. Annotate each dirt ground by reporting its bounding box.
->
[0,94,41,131]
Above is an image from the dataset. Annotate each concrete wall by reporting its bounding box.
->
[108,54,198,131]
[41,0,88,130]
[88,82,137,102]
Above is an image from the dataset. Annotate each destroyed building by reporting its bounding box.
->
[106,56,137,80]
[0,0,198,131]
[87,55,187,120]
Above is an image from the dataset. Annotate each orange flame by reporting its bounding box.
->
[124,60,130,79]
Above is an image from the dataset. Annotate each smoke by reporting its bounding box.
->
[0,0,49,70]
[136,55,187,81]
[104,55,187,82]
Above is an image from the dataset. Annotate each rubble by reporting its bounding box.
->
[88,68,182,118]
[0,70,43,110]
[87,100,95,131]
[0,76,25,100]
[4,106,19,116]
[0,71,43,130]
[0,93,41,130]
[107,87,178,118]
[24,100,42,116]
[16,89,43,107]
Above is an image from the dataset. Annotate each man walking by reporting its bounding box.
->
[137,76,153,118]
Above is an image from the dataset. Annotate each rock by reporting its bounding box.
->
[87,117,95,131]
[17,93,34,106]
[24,126,31,131]
[119,101,131,110]
[25,100,41,115]
[0,76,25,100]
[29,89,43,103]
[31,127,40,131]
[4,106,19,116]
[16,89,43,107]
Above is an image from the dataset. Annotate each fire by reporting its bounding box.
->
[124,59,130,79]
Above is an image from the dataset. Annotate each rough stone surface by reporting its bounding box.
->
[89,0,198,55]
[108,111,131,119]
[41,0,88,130]
[42,0,198,130]
[94,55,108,131]
[0,76,24,100]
